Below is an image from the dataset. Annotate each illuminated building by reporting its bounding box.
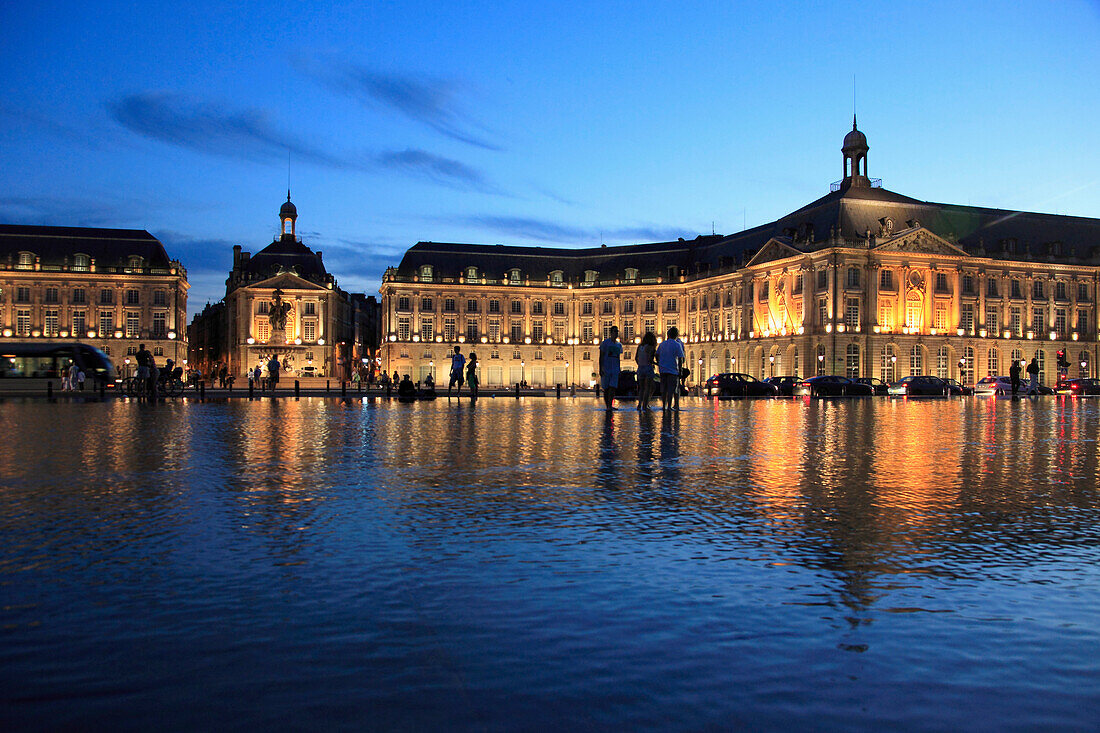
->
[0,224,189,371]
[189,193,357,378]
[380,121,1100,387]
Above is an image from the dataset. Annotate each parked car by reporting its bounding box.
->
[975,375,1017,395]
[792,375,873,397]
[297,365,320,378]
[856,377,890,395]
[1056,378,1100,396]
[763,375,801,396]
[943,378,974,396]
[617,369,658,396]
[705,372,778,397]
[888,375,955,396]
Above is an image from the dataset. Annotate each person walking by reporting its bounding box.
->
[448,345,466,396]
[1009,358,1022,397]
[598,326,623,411]
[635,331,657,411]
[135,342,152,397]
[466,352,479,398]
[656,326,685,411]
[1026,356,1040,395]
[66,361,79,392]
[267,355,281,392]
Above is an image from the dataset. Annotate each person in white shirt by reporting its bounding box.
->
[655,326,685,411]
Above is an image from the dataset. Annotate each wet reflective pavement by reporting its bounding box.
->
[2,396,1100,730]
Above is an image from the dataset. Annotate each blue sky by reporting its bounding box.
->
[2,1,1099,317]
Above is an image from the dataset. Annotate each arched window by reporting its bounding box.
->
[845,344,860,378]
[909,345,923,376]
[128,255,143,271]
[73,254,90,272]
[16,252,34,270]
[550,270,564,285]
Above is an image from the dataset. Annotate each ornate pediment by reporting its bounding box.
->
[744,238,806,268]
[873,228,969,256]
[247,271,328,292]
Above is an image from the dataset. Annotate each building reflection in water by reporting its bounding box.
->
[1,397,1098,614]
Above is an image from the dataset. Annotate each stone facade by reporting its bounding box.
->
[379,122,1100,388]
[0,225,189,374]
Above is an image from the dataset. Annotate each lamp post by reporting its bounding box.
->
[818,353,824,375]
[769,354,775,378]
[520,360,525,388]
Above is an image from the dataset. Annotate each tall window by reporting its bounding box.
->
[16,310,31,335]
[961,304,975,333]
[909,345,923,376]
[444,318,457,341]
[489,320,500,341]
[487,299,499,313]
[510,322,522,342]
[303,321,316,341]
[72,310,87,337]
[397,317,411,341]
[100,289,114,305]
[987,347,999,377]
[532,321,544,342]
[1011,280,1022,299]
[666,298,678,312]
[420,318,433,342]
[1055,309,1067,336]
[1010,307,1022,336]
[1032,307,1046,332]
[1077,309,1089,333]
[99,311,114,337]
[880,344,897,383]
[154,290,167,306]
[1033,280,1044,299]
[936,272,949,293]
[467,299,479,313]
[444,298,456,313]
[581,322,594,342]
[845,298,860,329]
[985,304,999,333]
[818,298,828,327]
[45,287,59,303]
[397,296,410,311]
[125,311,140,338]
[962,274,975,294]
[937,346,949,379]
[153,312,166,338]
[987,278,999,297]
[905,294,922,330]
[303,302,316,316]
[532,300,544,315]
[72,288,86,304]
[1056,281,1067,300]
[816,344,826,375]
[510,300,522,314]
[847,268,860,288]
[44,309,59,337]
[126,289,140,305]
[1037,350,1046,384]
[961,347,975,385]
[553,301,566,316]
[465,321,479,342]
[845,344,860,378]
[880,269,894,290]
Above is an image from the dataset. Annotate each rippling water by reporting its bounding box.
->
[2,396,1100,731]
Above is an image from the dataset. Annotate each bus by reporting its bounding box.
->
[0,342,116,383]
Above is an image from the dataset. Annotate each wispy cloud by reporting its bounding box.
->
[376,149,496,191]
[153,231,239,275]
[0,196,139,228]
[439,215,697,244]
[108,92,498,193]
[301,58,500,150]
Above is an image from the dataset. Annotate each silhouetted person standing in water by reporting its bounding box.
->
[448,345,466,396]
[599,326,623,410]
[1010,359,1021,396]
[656,326,685,411]
[1027,356,1040,395]
[466,352,479,398]
[635,330,657,411]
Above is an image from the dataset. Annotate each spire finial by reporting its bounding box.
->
[287,189,291,202]
[853,113,858,130]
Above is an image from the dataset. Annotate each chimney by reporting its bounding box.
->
[233,245,242,269]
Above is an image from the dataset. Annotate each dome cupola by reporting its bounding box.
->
[841,116,870,188]
[279,191,297,239]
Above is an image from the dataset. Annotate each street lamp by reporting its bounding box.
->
[520,360,525,387]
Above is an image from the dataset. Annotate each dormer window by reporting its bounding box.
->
[466,266,478,281]
[584,270,598,283]
[550,270,564,285]
[16,252,34,270]
[419,265,434,282]
[509,269,522,284]
[624,268,638,282]
[73,254,90,272]
[667,266,678,281]
[128,255,144,271]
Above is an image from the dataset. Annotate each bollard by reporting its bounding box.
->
[341,380,346,397]
[515,383,520,399]
[556,383,561,399]
[595,383,600,399]
[47,381,54,399]
[199,380,205,399]
[357,380,362,393]
[326,380,330,393]
[249,380,254,400]
[295,380,300,398]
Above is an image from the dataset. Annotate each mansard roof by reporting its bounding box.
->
[241,235,329,279]
[0,224,175,269]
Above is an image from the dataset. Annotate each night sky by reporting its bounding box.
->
[2,1,1098,317]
